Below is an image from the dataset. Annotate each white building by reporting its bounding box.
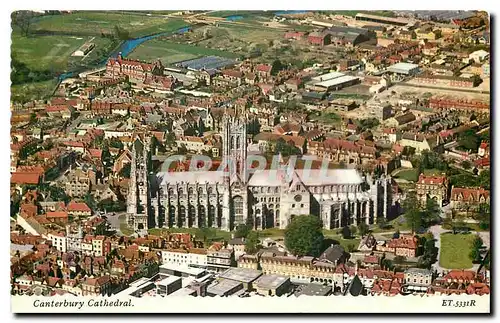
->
[161,249,208,267]
[469,50,489,64]
[387,62,420,76]
[48,232,67,252]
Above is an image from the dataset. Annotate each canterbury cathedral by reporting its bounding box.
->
[127,110,393,232]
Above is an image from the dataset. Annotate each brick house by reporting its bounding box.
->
[416,174,449,206]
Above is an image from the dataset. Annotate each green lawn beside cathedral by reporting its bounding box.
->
[440,233,476,269]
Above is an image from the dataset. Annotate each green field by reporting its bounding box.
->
[310,111,341,125]
[440,233,476,269]
[128,39,238,64]
[423,168,446,176]
[393,168,419,182]
[11,79,58,102]
[31,12,188,38]
[12,33,87,71]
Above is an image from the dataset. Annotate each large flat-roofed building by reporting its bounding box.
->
[355,13,410,26]
[114,277,156,297]
[254,274,291,296]
[159,263,207,278]
[219,267,263,290]
[156,276,182,295]
[306,72,360,92]
[206,279,244,297]
[294,283,332,296]
[387,62,420,76]
[325,26,374,47]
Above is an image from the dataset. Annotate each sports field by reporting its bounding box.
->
[12,33,86,71]
[12,33,117,72]
[31,12,188,38]
[128,40,238,64]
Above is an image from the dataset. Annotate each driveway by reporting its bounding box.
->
[429,225,450,273]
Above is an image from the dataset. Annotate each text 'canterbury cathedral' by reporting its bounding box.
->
[127,110,393,232]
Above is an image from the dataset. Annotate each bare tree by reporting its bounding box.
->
[12,11,35,36]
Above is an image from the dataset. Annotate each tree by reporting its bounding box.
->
[12,11,34,36]
[461,160,472,170]
[234,224,251,239]
[357,118,380,132]
[341,226,351,239]
[114,25,130,40]
[478,169,490,190]
[377,216,388,230]
[274,138,301,157]
[271,59,284,76]
[402,191,421,233]
[358,222,369,237]
[284,215,324,257]
[349,225,357,237]
[442,213,453,230]
[245,231,260,255]
[458,129,481,151]
[402,146,416,158]
[119,163,131,178]
[199,227,215,244]
[469,246,481,263]
[394,255,406,265]
[423,198,441,226]
[346,243,356,252]
[475,203,490,229]
[84,194,97,211]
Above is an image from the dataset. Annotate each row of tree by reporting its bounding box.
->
[402,191,441,233]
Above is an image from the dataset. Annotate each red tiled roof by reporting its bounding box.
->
[46,211,69,219]
[387,235,418,250]
[256,64,272,73]
[451,187,490,202]
[88,149,102,159]
[222,69,243,78]
[67,201,91,212]
[418,174,446,185]
[11,172,40,185]
[444,270,476,282]
[475,157,490,167]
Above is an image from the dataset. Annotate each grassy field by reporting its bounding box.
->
[31,12,187,38]
[393,168,419,182]
[310,111,341,125]
[208,24,283,43]
[423,168,446,176]
[11,33,87,71]
[440,233,476,269]
[128,39,238,64]
[11,79,58,102]
[118,215,134,236]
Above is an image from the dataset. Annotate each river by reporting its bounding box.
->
[58,26,194,81]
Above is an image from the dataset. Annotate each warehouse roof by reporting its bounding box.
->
[255,274,289,290]
[219,268,262,283]
[387,62,420,75]
[315,75,359,88]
